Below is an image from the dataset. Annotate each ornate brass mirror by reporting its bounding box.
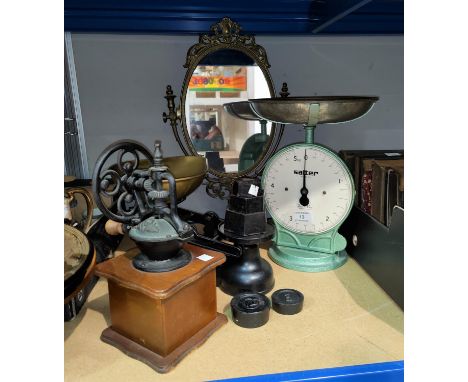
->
[163,17,286,199]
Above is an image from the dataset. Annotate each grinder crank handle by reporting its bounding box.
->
[104,219,242,257]
[189,230,242,258]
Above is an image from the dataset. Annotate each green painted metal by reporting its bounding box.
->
[305,103,319,144]
[262,104,355,272]
[304,126,315,144]
[129,216,179,242]
[269,220,348,272]
[238,120,269,172]
[268,243,348,272]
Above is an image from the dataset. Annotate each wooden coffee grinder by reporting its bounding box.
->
[92,140,227,373]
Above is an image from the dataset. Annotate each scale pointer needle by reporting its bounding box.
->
[299,149,310,206]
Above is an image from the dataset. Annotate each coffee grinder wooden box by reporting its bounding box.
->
[94,244,227,373]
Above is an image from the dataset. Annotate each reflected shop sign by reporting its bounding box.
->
[189,75,247,92]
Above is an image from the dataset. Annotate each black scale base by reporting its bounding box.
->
[217,223,275,296]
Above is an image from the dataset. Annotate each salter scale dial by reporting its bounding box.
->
[250,97,379,272]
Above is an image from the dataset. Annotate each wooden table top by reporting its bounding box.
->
[64,240,403,381]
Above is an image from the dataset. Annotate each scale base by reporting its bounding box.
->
[217,223,275,296]
[268,244,348,272]
[217,250,274,296]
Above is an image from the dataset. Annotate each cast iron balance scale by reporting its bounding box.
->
[225,96,378,272]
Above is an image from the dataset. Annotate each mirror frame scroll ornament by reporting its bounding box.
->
[163,17,287,200]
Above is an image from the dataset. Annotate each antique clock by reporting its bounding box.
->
[250,97,378,272]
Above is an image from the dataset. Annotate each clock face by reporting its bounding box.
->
[262,144,353,235]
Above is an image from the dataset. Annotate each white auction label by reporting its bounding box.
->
[197,254,214,262]
[248,184,259,196]
[294,212,311,222]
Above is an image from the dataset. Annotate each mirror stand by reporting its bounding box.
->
[162,17,289,200]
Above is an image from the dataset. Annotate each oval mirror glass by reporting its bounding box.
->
[184,49,273,174]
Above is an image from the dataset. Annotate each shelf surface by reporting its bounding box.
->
[64,238,403,381]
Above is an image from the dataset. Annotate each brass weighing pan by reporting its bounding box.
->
[224,101,262,121]
[249,96,379,125]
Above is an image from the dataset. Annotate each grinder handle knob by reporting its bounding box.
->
[105,219,124,236]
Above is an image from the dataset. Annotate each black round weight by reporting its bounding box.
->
[271,289,304,315]
[230,292,270,328]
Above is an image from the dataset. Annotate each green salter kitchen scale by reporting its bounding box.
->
[248,96,379,272]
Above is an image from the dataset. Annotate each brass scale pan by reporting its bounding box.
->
[64,225,95,299]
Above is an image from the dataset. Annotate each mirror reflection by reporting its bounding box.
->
[185,51,272,173]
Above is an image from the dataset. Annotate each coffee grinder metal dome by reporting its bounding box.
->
[92,140,194,272]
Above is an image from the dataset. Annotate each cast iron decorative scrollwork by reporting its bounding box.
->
[92,139,192,236]
[92,140,166,224]
[205,175,234,200]
[211,17,241,37]
[92,140,154,225]
[184,17,270,69]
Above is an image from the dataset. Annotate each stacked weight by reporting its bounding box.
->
[217,178,275,296]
